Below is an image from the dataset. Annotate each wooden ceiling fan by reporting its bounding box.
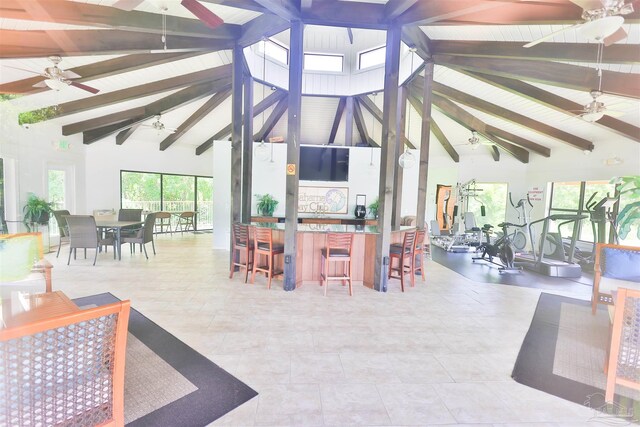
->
[3,56,99,94]
[112,0,224,29]
[524,0,635,47]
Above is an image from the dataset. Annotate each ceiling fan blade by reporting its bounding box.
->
[181,0,224,29]
[605,110,626,117]
[112,0,145,11]
[523,23,582,48]
[568,0,604,10]
[2,65,43,75]
[69,81,100,94]
[32,81,48,88]
[61,70,81,79]
[604,26,627,46]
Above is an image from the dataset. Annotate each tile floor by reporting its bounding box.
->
[49,233,605,426]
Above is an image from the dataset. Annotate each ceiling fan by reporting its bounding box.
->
[524,0,634,48]
[3,56,99,94]
[141,114,177,134]
[112,0,224,29]
[571,89,627,121]
[454,131,495,150]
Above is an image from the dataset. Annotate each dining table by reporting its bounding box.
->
[95,219,143,260]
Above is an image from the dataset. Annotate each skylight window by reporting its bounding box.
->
[258,39,289,65]
[304,53,344,72]
[359,46,385,69]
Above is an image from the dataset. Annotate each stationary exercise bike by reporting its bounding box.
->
[472,221,522,273]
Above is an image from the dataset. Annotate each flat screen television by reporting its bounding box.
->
[299,146,349,182]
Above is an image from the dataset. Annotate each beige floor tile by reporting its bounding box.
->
[339,353,401,384]
[320,383,391,425]
[254,384,324,426]
[434,383,522,424]
[233,353,291,385]
[377,383,456,425]
[290,352,347,384]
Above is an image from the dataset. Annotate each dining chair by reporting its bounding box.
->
[251,227,284,289]
[122,213,157,259]
[230,223,254,283]
[388,230,416,292]
[0,300,130,427]
[52,209,70,258]
[118,209,142,221]
[175,211,195,235]
[65,215,115,266]
[155,211,172,234]
[320,233,354,296]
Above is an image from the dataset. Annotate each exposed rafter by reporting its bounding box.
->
[357,94,415,149]
[159,88,232,151]
[199,0,267,13]
[328,97,347,145]
[252,0,299,21]
[115,125,139,146]
[401,26,431,61]
[353,98,377,147]
[386,0,418,21]
[254,96,289,141]
[434,55,640,99]
[301,2,387,29]
[238,13,290,47]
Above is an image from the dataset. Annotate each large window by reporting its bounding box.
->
[359,46,385,69]
[258,39,289,65]
[121,171,213,231]
[304,53,343,72]
[467,182,508,230]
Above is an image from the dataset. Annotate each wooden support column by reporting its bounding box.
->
[374,25,402,292]
[345,96,354,146]
[241,74,254,223]
[416,62,434,229]
[284,20,304,292]
[391,86,407,227]
[230,45,243,249]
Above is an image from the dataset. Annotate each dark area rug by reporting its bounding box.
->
[73,293,257,427]
[513,293,639,424]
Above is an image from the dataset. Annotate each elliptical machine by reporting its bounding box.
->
[574,192,619,269]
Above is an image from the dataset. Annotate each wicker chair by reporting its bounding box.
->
[0,300,131,426]
[66,215,115,266]
[0,232,53,297]
[118,209,142,221]
[122,213,157,259]
[52,209,71,258]
[605,287,640,403]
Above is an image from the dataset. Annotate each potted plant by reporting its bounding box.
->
[612,176,640,240]
[23,193,54,231]
[368,197,379,219]
[255,194,279,217]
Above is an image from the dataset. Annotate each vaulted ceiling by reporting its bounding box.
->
[0,0,638,163]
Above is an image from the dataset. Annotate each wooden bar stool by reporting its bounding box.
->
[230,223,254,283]
[320,233,354,296]
[414,229,426,282]
[251,227,284,289]
[388,230,416,292]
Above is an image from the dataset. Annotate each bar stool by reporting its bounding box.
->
[388,230,416,292]
[251,227,284,289]
[230,223,254,283]
[413,229,426,282]
[320,233,354,296]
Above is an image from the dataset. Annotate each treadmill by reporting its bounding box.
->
[515,213,587,278]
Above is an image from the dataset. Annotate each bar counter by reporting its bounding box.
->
[246,222,414,289]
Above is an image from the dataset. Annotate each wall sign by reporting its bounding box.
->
[528,187,543,202]
[286,164,296,175]
[299,186,349,214]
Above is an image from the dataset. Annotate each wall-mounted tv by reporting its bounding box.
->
[299,146,349,182]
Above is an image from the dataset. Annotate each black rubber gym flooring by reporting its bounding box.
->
[430,246,593,298]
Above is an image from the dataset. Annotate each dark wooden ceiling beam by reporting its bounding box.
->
[430,92,530,163]
[430,40,640,64]
[301,2,387,29]
[62,106,146,136]
[386,0,418,21]
[0,51,206,95]
[196,88,286,154]
[464,70,640,143]
[199,0,267,13]
[0,0,240,39]
[401,26,431,62]
[115,125,139,145]
[0,29,233,58]
[434,55,640,100]
[26,64,232,123]
[406,90,459,162]
[252,0,299,21]
[328,97,346,145]
[358,94,415,149]
[396,0,587,26]
[488,145,500,161]
[353,99,377,147]
[238,13,290,47]
[254,96,289,141]
[159,88,232,151]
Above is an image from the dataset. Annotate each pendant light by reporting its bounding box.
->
[398,48,416,169]
[254,38,271,162]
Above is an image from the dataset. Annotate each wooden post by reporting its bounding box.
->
[284,20,304,292]
[230,45,243,254]
[345,96,354,146]
[374,26,402,292]
[416,62,434,229]
[392,86,407,227]
[241,74,254,223]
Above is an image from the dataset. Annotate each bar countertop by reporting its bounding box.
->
[249,222,414,234]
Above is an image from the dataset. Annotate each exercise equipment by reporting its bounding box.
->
[573,192,619,269]
[472,222,522,273]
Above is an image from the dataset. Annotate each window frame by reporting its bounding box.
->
[258,38,289,65]
[303,52,344,73]
[358,45,386,70]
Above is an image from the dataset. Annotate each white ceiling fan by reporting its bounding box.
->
[3,56,99,94]
[454,131,496,150]
[524,0,634,48]
[571,89,628,121]
[141,114,177,134]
